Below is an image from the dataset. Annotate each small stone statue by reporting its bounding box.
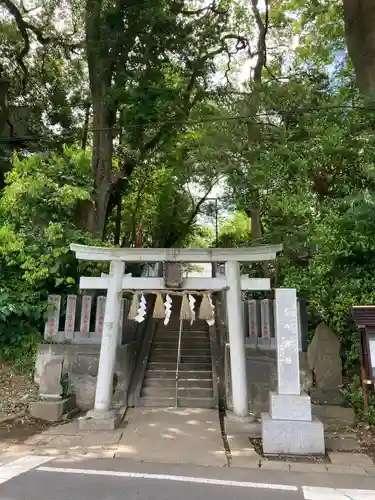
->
[39,356,64,400]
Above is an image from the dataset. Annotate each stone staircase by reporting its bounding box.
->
[140,317,216,408]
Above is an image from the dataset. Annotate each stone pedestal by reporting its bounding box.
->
[29,395,76,422]
[269,392,312,421]
[78,409,122,430]
[261,289,325,456]
[262,413,324,455]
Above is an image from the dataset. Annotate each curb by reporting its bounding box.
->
[229,457,375,476]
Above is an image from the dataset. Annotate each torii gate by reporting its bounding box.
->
[70,244,282,423]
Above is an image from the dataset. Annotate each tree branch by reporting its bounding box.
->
[181,2,228,16]
[187,176,222,225]
[250,0,269,83]
[1,0,83,86]
[1,0,30,86]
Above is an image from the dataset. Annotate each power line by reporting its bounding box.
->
[0,103,373,144]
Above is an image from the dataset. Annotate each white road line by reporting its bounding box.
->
[302,486,375,499]
[37,466,298,491]
[0,456,53,485]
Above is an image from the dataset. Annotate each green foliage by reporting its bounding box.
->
[114,165,195,248]
[216,212,251,248]
[60,373,74,397]
[342,376,375,426]
[186,226,214,249]
[225,85,375,370]
[0,147,96,365]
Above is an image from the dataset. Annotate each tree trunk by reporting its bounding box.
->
[81,102,90,150]
[85,0,115,240]
[90,84,114,239]
[249,207,262,243]
[113,196,121,245]
[343,0,375,93]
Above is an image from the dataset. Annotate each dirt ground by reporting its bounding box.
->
[0,364,51,442]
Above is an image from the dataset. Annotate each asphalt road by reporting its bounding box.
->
[0,469,300,500]
[0,456,375,500]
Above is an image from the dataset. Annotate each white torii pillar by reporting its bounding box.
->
[92,260,124,414]
[225,261,249,418]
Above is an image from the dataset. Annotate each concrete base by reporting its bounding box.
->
[29,395,76,422]
[261,412,325,455]
[312,403,355,426]
[225,410,257,424]
[86,409,118,420]
[269,392,312,421]
[78,409,123,430]
[309,388,344,406]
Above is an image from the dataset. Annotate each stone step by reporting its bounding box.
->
[140,396,215,408]
[151,352,210,358]
[179,361,212,370]
[151,344,211,356]
[144,378,213,388]
[162,326,208,331]
[142,387,177,398]
[154,330,208,335]
[151,343,211,355]
[155,328,208,333]
[153,336,209,343]
[178,387,214,397]
[145,370,212,379]
[155,331,208,337]
[312,404,355,426]
[178,370,213,378]
[148,362,212,370]
[149,354,211,363]
[153,337,209,343]
[142,386,214,398]
[139,396,175,407]
[148,362,177,370]
[152,342,210,349]
[178,396,216,408]
[152,341,210,348]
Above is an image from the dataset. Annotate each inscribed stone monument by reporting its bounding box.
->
[307,322,342,389]
[262,288,325,455]
[307,322,343,405]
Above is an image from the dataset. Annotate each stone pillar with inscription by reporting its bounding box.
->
[261,288,324,455]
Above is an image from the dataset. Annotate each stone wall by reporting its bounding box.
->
[224,344,312,415]
[35,342,137,410]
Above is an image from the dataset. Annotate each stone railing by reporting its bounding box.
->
[243,298,308,351]
[44,264,160,345]
[44,294,132,344]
